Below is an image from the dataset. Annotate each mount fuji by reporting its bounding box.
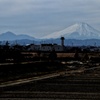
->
[41,22,100,40]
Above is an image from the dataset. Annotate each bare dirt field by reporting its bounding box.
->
[0,65,100,99]
[0,52,100,99]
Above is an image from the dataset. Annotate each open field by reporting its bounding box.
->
[0,61,65,83]
[0,64,100,99]
[0,51,100,99]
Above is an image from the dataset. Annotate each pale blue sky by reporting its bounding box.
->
[0,0,100,38]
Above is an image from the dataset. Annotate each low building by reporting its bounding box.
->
[40,44,64,52]
[27,44,40,51]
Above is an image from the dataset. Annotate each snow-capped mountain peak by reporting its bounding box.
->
[41,22,100,39]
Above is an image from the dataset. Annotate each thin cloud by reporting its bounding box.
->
[0,0,100,37]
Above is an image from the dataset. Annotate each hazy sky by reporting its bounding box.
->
[0,0,100,38]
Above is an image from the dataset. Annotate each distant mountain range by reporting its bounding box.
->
[1,23,100,46]
[43,39,100,46]
[0,31,36,41]
[41,22,100,39]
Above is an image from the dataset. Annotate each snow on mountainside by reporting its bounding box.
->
[41,22,100,39]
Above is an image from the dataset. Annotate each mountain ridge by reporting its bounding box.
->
[41,22,100,39]
[0,31,36,41]
[0,31,100,46]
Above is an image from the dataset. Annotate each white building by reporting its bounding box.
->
[27,44,65,52]
[27,37,65,52]
[28,44,40,51]
[40,44,64,51]
[53,44,64,51]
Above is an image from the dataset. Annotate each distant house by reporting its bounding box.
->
[53,44,64,51]
[11,44,24,51]
[89,47,99,52]
[27,37,66,52]
[40,44,53,51]
[27,44,40,51]
[40,44,64,52]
